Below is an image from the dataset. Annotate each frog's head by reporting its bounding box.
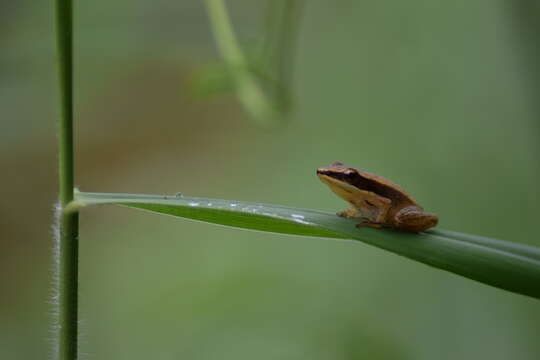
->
[317,162,361,200]
[317,162,357,183]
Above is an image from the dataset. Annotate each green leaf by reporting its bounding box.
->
[72,191,540,300]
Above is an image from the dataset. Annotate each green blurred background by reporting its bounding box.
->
[2,1,540,359]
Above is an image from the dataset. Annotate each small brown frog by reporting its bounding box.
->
[317,162,438,232]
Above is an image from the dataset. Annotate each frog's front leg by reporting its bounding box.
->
[353,194,392,224]
[339,194,392,229]
[337,206,377,227]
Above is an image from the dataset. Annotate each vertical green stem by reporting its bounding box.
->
[55,0,79,359]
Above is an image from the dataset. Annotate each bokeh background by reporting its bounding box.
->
[2,1,540,359]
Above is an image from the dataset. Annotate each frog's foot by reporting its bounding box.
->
[337,210,351,218]
[337,206,360,219]
[356,221,383,229]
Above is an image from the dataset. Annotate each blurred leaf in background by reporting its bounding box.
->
[1,0,540,359]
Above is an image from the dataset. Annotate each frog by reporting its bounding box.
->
[317,162,438,232]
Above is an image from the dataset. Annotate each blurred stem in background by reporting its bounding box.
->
[54,0,79,359]
[203,0,304,127]
[508,2,540,139]
[259,0,304,113]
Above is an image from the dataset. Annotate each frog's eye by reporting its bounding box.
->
[337,170,356,182]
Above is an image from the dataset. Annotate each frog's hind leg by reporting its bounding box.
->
[394,206,438,232]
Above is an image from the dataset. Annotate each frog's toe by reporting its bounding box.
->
[356,221,382,229]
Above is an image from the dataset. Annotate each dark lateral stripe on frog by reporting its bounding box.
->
[317,169,412,205]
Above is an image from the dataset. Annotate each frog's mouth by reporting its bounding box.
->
[316,168,357,183]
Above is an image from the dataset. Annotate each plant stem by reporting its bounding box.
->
[55,0,79,359]
[205,0,277,126]
[261,0,304,101]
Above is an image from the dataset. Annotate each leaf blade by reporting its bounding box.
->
[73,191,540,300]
